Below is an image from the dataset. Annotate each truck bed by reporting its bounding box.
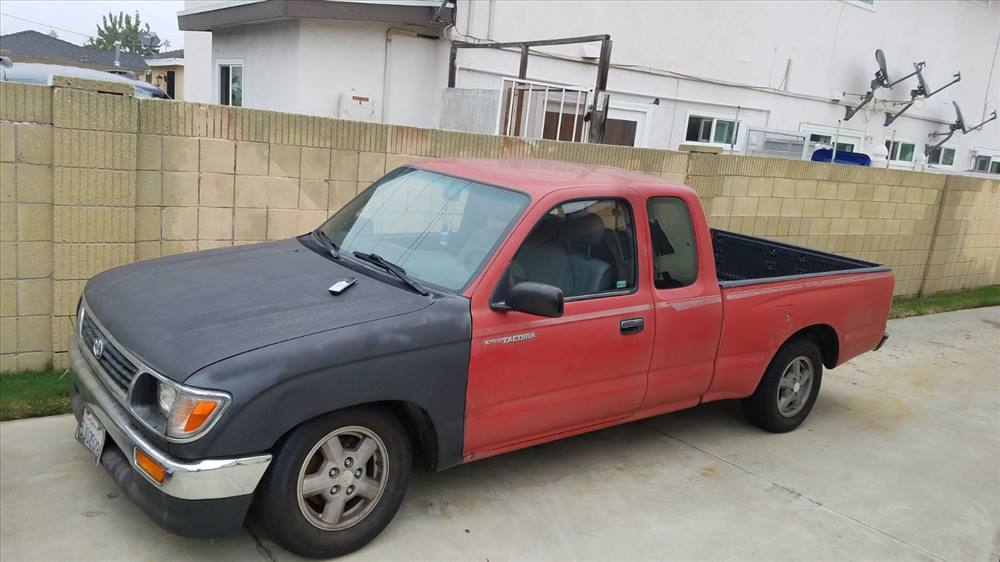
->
[711,229,888,287]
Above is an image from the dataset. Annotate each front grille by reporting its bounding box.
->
[80,312,138,395]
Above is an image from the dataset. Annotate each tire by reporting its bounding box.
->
[741,337,823,433]
[256,406,412,559]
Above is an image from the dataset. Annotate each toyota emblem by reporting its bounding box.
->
[92,337,105,359]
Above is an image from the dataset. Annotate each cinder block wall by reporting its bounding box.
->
[920,176,1000,294]
[0,81,998,372]
[1,83,55,371]
[688,154,948,296]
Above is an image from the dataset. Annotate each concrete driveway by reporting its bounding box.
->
[2,307,998,562]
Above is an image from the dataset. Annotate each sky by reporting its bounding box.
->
[0,0,186,50]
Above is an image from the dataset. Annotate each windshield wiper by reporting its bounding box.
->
[313,229,340,260]
[352,251,430,296]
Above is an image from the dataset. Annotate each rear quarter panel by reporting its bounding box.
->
[704,270,894,401]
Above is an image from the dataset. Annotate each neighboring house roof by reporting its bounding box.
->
[146,49,184,67]
[0,30,149,71]
[146,48,184,60]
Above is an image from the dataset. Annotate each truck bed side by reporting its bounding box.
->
[703,270,894,402]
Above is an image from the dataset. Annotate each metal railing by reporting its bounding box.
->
[496,76,593,142]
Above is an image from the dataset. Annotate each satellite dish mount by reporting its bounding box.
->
[926,101,998,154]
[884,64,961,126]
[844,49,925,121]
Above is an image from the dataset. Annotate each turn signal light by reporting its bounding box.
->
[183,400,219,432]
[134,448,166,483]
[165,394,225,438]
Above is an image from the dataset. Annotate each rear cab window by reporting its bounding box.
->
[647,197,698,288]
[496,198,638,302]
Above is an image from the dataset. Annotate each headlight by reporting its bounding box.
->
[156,382,177,417]
[130,373,230,441]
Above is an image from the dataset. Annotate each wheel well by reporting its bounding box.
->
[268,400,441,473]
[379,400,439,472]
[787,324,839,368]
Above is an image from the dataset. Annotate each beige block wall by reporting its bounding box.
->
[920,176,1000,294]
[1,83,55,371]
[0,81,997,373]
[690,154,947,297]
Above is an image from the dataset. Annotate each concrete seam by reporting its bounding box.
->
[641,421,949,562]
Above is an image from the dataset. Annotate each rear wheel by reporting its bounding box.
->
[742,338,823,433]
[257,407,411,558]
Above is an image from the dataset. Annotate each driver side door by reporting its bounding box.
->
[462,189,655,460]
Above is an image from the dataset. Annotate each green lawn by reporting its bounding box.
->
[0,367,73,422]
[0,285,997,422]
[890,285,1000,320]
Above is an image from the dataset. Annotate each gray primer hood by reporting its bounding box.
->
[83,240,432,380]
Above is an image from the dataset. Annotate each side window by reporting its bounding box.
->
[647,197,698,288]
[505,199,636,299]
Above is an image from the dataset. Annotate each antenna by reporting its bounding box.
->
[925,101,998,154]
[845,50,926,121]
[885,64,961,126]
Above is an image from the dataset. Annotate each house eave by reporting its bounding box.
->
[177,0,453,32]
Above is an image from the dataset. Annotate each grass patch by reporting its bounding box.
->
[890,285,1000,320]
[0,366,73,422]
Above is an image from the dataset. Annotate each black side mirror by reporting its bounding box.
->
[506,282,564,318]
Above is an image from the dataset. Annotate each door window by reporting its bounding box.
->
[501,199,637,300]
[647,197,698,288]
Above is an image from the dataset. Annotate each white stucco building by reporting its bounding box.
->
[181,0,1000,176]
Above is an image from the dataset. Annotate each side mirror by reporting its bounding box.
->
[506,282,564,318]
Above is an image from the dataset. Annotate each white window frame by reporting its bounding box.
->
[215,58,245,107]
[885,139,917,164]
[605,101,654,148]
[970,147,1000,175]
[924,145,956,168]
[683,110,742,149]
[798,123,864,154]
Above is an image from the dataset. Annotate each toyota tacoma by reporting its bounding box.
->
[69,159,893,557]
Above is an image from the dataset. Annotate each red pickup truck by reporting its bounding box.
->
[70,159,893,557]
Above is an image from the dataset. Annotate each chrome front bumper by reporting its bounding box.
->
[69,340,271,501]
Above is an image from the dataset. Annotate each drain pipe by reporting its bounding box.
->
[382,27,419,124]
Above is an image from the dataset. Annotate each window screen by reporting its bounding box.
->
[647,197,698,288]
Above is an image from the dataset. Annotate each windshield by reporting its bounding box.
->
[316,167,529,292]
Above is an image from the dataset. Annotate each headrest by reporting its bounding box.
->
[527,214,562,244]
[562,212,605,245]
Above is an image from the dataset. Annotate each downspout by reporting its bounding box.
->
[382,27,418,124]
[487,0,495,40]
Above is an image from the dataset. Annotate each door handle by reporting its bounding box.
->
[620,318,644,335]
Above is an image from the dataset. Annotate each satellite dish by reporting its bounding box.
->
[847,49,925,121]
[914,65,931,97]
[887,62,960,126]
[875,49,889,86]
[953,101,967,133]
[926,101,997,154]
[138,31,161,50]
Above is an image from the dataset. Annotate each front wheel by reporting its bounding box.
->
[742,338,823,433]
[256,406,411,559]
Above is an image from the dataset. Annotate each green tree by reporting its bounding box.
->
[85,11,161,55]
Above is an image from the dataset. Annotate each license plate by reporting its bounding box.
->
[75,407,106,464]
